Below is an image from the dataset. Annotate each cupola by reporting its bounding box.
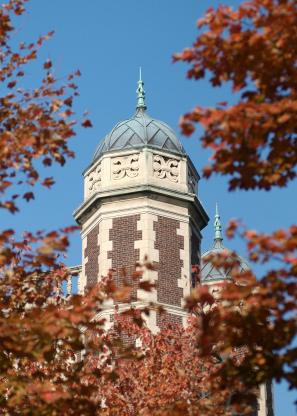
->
[93,69,185,161]
[201,204,249,283]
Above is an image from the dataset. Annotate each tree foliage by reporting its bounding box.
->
[0,0,296,415]
[0,2,222,415]
[98,316,247,416]
[174,0,297,191]
[173,0,297,410]
[0,1,111,414]
[0,0,90,213]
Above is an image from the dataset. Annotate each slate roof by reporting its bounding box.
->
[93,108,185,161]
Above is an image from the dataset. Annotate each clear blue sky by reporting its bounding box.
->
[3,1,296,414]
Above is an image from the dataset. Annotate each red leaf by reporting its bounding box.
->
[82,119,92,128]
[61,225,80,233]
[23,192,34,202]
[43,157,52,166]
[64,97,73,107]
[44,60,52,69]
[7,81,16,89]
[1,229,14,238]
[139,280,155,292]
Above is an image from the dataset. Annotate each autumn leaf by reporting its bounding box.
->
[42,177,55,188]
[64,96,73,107]
[175,0,297,191]
[139,280,155,292]
[7,80,16,88]
[82,119,92,128]
[23,192,34,202]
[43,59,52,69]
[113,286,132,302]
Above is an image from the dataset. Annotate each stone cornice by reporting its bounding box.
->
[73,184,209,229]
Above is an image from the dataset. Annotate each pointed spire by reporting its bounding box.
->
[136,67,147,111]
[213,203,223,248]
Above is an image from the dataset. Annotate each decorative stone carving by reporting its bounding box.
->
[188,169,197,194]
[112,154,139,179]
[153,154,179,182]
[87,163,101,196]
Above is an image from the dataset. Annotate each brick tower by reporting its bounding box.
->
[74,73,209,331]
[73,75,273,415]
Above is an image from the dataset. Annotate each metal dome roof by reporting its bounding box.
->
[201,205,249,283]
[93,71,185,161]
[93,109,185,161]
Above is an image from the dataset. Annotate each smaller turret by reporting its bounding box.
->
[201,204,249,283]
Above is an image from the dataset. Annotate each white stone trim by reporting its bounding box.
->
[79,237,88,294]
[92,301,187,334]
[80,196,190,238]
[98,218,113,278]
[258,383,269,416]
[133,212,161,333]
[83,148,191,203]
[135,213,159,331]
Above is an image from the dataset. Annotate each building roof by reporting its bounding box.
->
[201,204,249,283]
[93,71,185,162]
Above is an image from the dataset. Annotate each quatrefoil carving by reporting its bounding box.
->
[153,154,179,182]
[87,163,101,195]
[112,154,139,180]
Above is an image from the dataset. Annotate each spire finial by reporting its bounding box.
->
[136,67,146,111]
[214,202,223,245]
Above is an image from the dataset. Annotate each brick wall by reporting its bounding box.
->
[84,225,100,288]
[109,314,137,347]
[191,227,201,287]
[154,216,184,306]
[157,311,182,329]
[108,215,142,300]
